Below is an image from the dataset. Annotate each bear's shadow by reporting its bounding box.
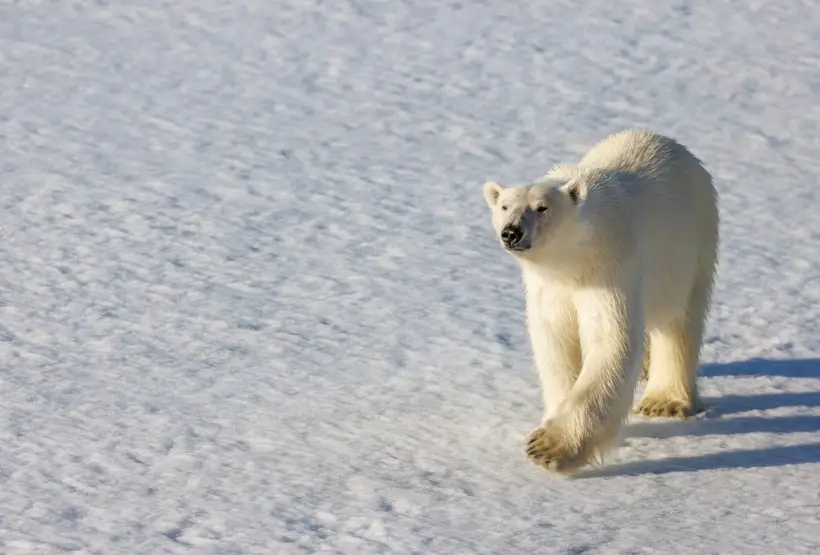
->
[579,357,820,478]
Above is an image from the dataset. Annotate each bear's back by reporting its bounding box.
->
[578,128,702,182]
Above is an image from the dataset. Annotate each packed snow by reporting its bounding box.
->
[2,0,820,553]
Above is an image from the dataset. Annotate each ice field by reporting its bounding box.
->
[2,0,820,553]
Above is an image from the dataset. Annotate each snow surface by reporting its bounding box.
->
[2,0,820,553]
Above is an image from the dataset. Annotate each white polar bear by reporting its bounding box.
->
[482,128,719,473]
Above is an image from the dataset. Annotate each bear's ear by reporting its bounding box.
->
[562,179,586,205]
[483,180,503,207]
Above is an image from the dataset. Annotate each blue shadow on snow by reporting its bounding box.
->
[579,358,820,477]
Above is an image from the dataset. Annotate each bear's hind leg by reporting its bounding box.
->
[639,332,651,382]
[636,275,711,418]
[635,321,698,418]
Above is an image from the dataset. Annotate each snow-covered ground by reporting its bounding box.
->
[2,0,820,553]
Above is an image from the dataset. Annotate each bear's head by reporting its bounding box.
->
[482,179,583,260]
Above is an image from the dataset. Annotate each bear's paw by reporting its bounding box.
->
[525,424,589,473]
[635,395,697,419]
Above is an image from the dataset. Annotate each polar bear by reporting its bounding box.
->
[482,128,719,473]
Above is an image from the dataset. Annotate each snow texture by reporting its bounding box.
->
[2,0,820,553]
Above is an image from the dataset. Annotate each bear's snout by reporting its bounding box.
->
[501,225,524,248]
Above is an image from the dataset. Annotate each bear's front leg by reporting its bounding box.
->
[525,288,581,425]
[526,285,643,474]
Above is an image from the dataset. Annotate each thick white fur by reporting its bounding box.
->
[482,128,719,473]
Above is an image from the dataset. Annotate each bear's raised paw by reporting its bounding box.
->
[525,424,588,474]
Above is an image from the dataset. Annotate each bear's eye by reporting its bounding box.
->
[501,205,508,211]
[536,205,548,213]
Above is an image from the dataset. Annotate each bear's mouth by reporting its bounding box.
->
[505,242,532,253]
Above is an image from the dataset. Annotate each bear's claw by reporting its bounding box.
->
[635,395,696,418]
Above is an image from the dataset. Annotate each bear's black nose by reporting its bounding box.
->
[501,225,523,246]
